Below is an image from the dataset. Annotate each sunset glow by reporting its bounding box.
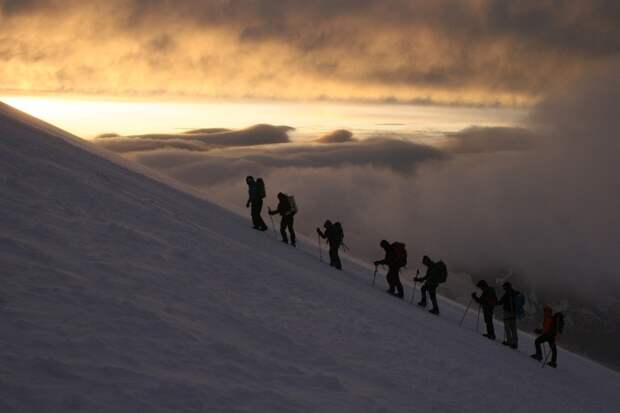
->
[1,95,525,140]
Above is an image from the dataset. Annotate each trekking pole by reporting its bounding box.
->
[318,234,323,262]
[459,297,473,327]
[476,303,481,333]
[372,265,378,286]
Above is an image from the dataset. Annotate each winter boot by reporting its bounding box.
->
[530,353,543,361]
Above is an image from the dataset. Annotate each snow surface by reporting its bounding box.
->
[1,101,619,412]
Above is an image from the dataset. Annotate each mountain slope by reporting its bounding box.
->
[0,102,618,413]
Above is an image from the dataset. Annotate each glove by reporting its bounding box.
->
[316,228,321,234]
[471,292,477,299]
[246,201,250,208]
[373,261,379,266]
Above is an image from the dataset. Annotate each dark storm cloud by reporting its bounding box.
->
[2,0,619,103]
[93,124,293,153]
[242,138,444,172]
[95,138,206,153]
[445,126,536,153]
[124,137,445,179]
[316,129,356,144]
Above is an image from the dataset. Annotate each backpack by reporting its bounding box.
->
[435,260,448,283]
[391,242,407,268]
[332,222,344,244]
[256,178,266,199]
[514,291,526,320]
[287,195,298,215]
[554,313,565,334]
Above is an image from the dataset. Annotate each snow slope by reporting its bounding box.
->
[0,102,618,412]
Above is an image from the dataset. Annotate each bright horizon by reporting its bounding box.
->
[1,95,527,141]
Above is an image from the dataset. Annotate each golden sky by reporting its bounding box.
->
[2,0,618,106]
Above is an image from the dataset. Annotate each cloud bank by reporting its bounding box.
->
[2,0,620,104]
[93,124,292,153]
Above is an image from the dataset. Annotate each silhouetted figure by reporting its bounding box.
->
[531,305,563,368]
[415,255,447,315]
[472,280,497,339]
[268,192,296,247]
[374,240,406,298]
[497,282,519,349]
[245,176,267,231]
[317,220,343,270]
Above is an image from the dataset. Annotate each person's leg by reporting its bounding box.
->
[279,217,288,243]
[503,320,511,345]
[533,334,550,360]
[250,201,260,228]
[418,284,428,305]
[484,308,495,338]
[386,268,395,293]
[511,321,519,348]
[288,216,296,246]
[549,337,557,364]
[429,286,439,311]
[394,270,404,297]
[329,246,342,270]
[254,199,267,230]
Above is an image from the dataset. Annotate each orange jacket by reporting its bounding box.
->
[542,307,555,334]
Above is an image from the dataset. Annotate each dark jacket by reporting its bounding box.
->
[473,286,497,309]
[375,247,397,269]
[417,261,441,287]
[269,196,293,216]
[247,182,259,203]
[498,288,517,319]
[318,225,342,247]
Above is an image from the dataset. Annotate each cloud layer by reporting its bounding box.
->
[2,0,620,104]
[93,124,292,153]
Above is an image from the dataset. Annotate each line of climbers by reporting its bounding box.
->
[244,175,565,368]
[471,280,564,368]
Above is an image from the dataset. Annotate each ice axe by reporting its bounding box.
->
[459,297,474,327]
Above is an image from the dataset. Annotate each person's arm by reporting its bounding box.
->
[317,228,326,238]
[415,268,429,282]
[472,293,481,304]
[374,252,388,266]
[269,201,282,215]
